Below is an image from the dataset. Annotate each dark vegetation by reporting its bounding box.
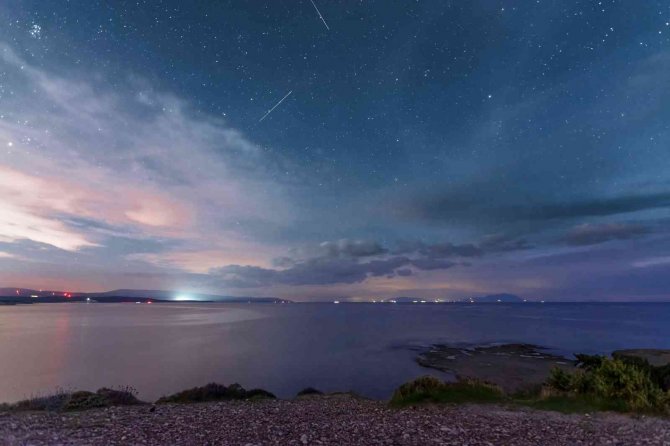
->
[296,387,323,397]
[156,383,275,404]
[3,352,669,415]
[0,387,143,412]
[393,353,670,415]
[390,376,505,406]
[544,353,670,413]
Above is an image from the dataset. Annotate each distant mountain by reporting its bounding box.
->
[467,293,525,303]
[0,288,292,304]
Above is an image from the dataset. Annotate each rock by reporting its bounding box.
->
[613,349,670,367]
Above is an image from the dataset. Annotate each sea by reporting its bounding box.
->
[1,302,669,403]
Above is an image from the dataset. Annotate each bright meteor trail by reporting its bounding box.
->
[259,90,293,122]
[309,0,330,31]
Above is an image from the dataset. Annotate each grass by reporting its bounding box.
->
[390,376,505,406]
[389,375,637,414]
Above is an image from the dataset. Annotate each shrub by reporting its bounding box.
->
[95,386,142,405]
[245,388,277,400]
[297,387,323,397]
[545,356,670,413]
[156,383,275,404]
[11,389,71,411]
[547,367,573,392]
[611,352,670,392]
[574,353,606,371]
[6,387,142,412]
[390,376,504,406]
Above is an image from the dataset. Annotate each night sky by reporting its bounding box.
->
[1,1,669,301]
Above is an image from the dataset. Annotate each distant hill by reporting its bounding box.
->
[0,288,292,304]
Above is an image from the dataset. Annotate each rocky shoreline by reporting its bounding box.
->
[2,394,670,446]
[415,343,576,393]
[3,345,670,445]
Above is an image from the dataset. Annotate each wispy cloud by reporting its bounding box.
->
[562,223,651,246]
[0,43,294,264]
[632,257,670,269]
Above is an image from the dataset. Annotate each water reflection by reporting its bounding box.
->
[1,302,669,403]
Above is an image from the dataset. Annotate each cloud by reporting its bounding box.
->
[0,43,293,262]
[0,165,188,251]
[417,242,482,258]
[213,256,413,287]
[405,190,670,225]
[210,236,487,288]
[392,236,530,258]
[317,239,387,258]
[632,256,670,268]
[409,258,459,271]
[563,223,651,246]
[520,194,670,221]
[392,240,481,257]
[478,233,534,252]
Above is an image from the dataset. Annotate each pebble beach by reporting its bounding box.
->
[2,395,670,446]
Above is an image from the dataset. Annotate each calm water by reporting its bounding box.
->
[1,302,669,403]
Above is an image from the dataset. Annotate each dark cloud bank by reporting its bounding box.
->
[211,236,531,288]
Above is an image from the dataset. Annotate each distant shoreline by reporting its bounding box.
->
[3,296,670,305]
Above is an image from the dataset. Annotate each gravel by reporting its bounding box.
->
[2,395,669,445]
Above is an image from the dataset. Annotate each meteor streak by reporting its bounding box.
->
[259,90,293,122]
[309,0,330,31]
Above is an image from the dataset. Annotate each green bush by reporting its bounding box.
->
[545,355,670,413]
[390,376,504,406]
[547,367,573,392]
[156,383,275,404]
[611,352,670,391]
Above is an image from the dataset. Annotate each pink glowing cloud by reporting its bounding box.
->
[0,43,294,269]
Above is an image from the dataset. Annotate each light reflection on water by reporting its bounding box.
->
[1,302,669,403]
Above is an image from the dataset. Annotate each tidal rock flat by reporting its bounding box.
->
[416,344,575,393]
[2,395,670,446]
[613,349,670,367]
